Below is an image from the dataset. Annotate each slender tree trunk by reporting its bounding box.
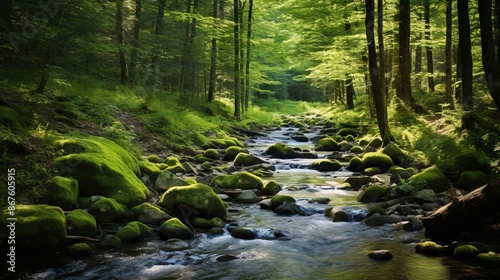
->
[208,0,218,103]
[397,0,412,104]
[479,0,500,109]
[415,12,423,89]
[366,0,394,145]
[233,0,241,119]
[345,10,355,109]
[129,0,142,86]
[496,0,500,68]
[458,0,473,110]
[377,0,386,96]
[424,0,434,92]
[116,0,128,85]
[445,0,455,109]
[150,0,166,88]
[244,0,253,111]
[180,0,193,93]
[239,1,245,115]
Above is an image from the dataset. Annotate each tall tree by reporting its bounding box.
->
[414,11,423,88]
[344,11,355,110]
[129,0,142,85]
[445,0,455,109]
[397,0,412,103]
[208,0,218,103]
[116,0,128,85]
[378,0,386,96]
[244,0,254,111]
[479,0,500,109]
[424,0,434,92]
[365,0,394,145]
[233,0,241,118]
[457,0,472,110]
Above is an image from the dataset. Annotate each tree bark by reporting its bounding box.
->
[244,0,253,111]
[129,0,142,86]
[457,0,473,110]
[208,0,218,103]
[377,0,386,96]
[424,0,434,92]
[415,12,423,89]
[233,0,241,119]
[116,0,128,85]
[445,0,455,109]
[397,0,413,104]
[239,1,246,115]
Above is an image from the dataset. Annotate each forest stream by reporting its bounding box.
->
[12,126,500,280]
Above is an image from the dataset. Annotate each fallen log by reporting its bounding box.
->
[422,178,500,243]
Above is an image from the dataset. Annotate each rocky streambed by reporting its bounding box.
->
[3,116,500,279]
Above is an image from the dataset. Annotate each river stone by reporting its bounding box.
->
[131,202,171,225]
[344,176,372,190]
[415,241,446,256]
[331,210,349,222]
[47,176,79,210]
[368,250,393,261]
[68,243,93,257]
[357,184,387,202]
[217,255,239,262]
[396,205,419,216]
[66,209,97,237]
[211,171,264,190]
[115,221,155,243]
[155,170,190,192]
[264,143,300,159]
[88,197,129,223]
[270,195,296,209]
[362,213,403,226]
[98,235,123,248]
[234,153,268,166]
[477,252,500,267]
[362,152,394,173]
[402,217,424,231]
[412,189,437,203]
[259,198,273,210]
[231,227,256,240]
[408,165,448,192]
[290,133,309,142]
[309,197,331,204]
[273,202,315,216]
[262,180,282,195]
[181,162,198,175]
[235,190,261,203]
[454,244,480,261]
[310,159,342,172]
[159,218,194,240]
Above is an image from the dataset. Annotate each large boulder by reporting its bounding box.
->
[211,171,264,190]
[264,143,299,159]
[53,136,149,208]
[362,152,394,173]
[438,151,491,180]
[0,205,66,252]
[88,197,129,223]
[357,184,387,202]
[138,160,162,179]
[314,137,340,151]
[115,221,155,243]
[131,203,171,225]
[223,146,247,161]
[270,195,296,209]
[159,218,194,240]
[159,183,227,220]
[262,180,282,195]
[66,209,97,237]
[68,243,93,257]
[47,176,79,210]
[408,165,448,192]
[233,153,268,167]
[458,171,490,190]
[235,190,261,203]
[155,170,190,192]
[382,143,408,166]
[311,159,342,172]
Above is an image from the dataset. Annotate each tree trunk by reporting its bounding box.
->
[414,12,423,89]
[424,0,434,92]
[458,0,473,110]
[233,0,241,119]
[129,0,142,86]
[397,0,412,104]
[365,0,394,145]
[345,7,355,110]
[208,0,218,103]
[239,1,246,115]
[479,0,500,110]
[116,0,128,85]
[445,0,455,109]
[377,0,386,96]
[244,0,253,111]
[150,0,166,88]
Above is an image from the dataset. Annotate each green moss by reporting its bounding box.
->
[477,252,500,267]
[203,149,220,160]
[223,146,246,161]
[224,137,244,147]
[53,136,149,208]
[98,235,122,248]
[415,241,446,256]
[47,176,79,210]
[357,185,387,202]
[363,167,382,175]
[345,135,357,142]
[131,202,170,224]
[66,209,97,237]
[234,153,266,166]
[349,145,363,153]
[68,242,93,257]
[458,171,490,190]
[332,211,349,222]
[159,183,227,219]
[367,138,383,148]
[201,161,213,171]
[146,154,163,163]
[270,195,296,209]
[391,167,417,180]
[315,137,340,151]
[185,177,197,184]
[159,218,194,240]
[454,244,480,261]
[138,160,162,179]
[263,180,282,195]
[337,128,360,137]
[409,165,448,192]
[193,217,226,229]
[311,159,342,172]
[155,170,189,192]
[264,143,299,159]
[115,221,155,243]
[362,152,394,173]
[0,105,23,128]
[367,205,387,217]
[0,205,66,252]
[438,151,491,180]
[166,163,186,174]
[382,143,407,165]
[88,197,129,223]
[212,171,264,190]
[165,156,182,166]
[348,156,363,172]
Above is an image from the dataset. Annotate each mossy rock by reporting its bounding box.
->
[146,155,163,163]
[53,136,149,208]
[159,218,194,240]
[192,217,225,229]
[382,143,408,165]
[224,137,244,147]
[165,156,182,166]
[223,146,246,161]
[332,211,349,222]
[363,167,382,175]
[0,205,66,252]
[415,241,446,256]
[458,171,490,190]
[211,171,264,190]
[88,197,129,223]
[115,221,155,243]
[66,209,97,237]
[166,163,186,174]
[438,151,491,180]
[366,205,387,218]
[315,137,340,151]
[131,203,170,225]
[391,167,417,180]
[367,138,383,148]
[159,183,227,220]
[263,180,282,195]
[185,177,197,184]
[477,252,500,267]
[201,161,213,171]
[349,146,363,153]
[345,135,356,142]
[155,170,189,192]
[0,105,23,129]
[357,185,387,202]
[454,244,480,261]
[233,153,267,166]
[231,227,256,240]
[348,156,364,172]
[311,159,342,172]
[47,176,79,210]
[68,242,93,257]
[270,195,296,209]
[203,149,220,160]
[408,165,448,192]
[336,128,360,137]
[138,160,162,179]
[362,152,394,173]
[98,235,122,248]
[264,143,299,159]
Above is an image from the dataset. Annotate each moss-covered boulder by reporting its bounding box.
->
[66,209,97,237]
[98,235,123,248]
[391,167,417,180]
[357,185,387,202]
[362,152,394,173]
[233,153,267,167]
[264,143,299,159]
[166,163,186,174]
[231,227,256,240]
[270,195,296,209]
[159,183,226,220]
[311,159,342,172]
[155,170,190,192]
[53,136,149,208]
[0,205,66,252]
[88,197,129,223]
[68,242,93,257]
[211,171,264,190]
[315,137,340,151]
[115,221,155,243]
[477,252,500,267]
[165,156,181,166]
[408,165,448,192]
[363,167,382,175]
[146,154,163,163]
[348,156,364,172]
[415,241,446,256]
[138,160,162,179]
[367,138,383,149]
[203,149,220,160]
[47,176,79,210]
[458,171,490,190]
[438,151,491,180]
[382,143,408,166]
[332,211,349,222]
[159,218,194,240]
[223,146,246,161]
[454,244,480,261]
[131,203,170,225]
[263,180,282,195]
[349,146,363,153]
[193,217,226,229]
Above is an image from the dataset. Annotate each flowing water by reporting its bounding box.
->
[12,127,500,279]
